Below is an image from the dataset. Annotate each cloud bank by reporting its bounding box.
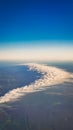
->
[0,63,73,104]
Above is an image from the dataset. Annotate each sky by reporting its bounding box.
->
[0,0,73,61]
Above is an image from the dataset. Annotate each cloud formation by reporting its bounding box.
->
[0,63,73,103]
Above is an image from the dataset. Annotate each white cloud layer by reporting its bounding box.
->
[0,63,73,103]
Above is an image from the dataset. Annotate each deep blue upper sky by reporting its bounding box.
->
[0,0,73,45]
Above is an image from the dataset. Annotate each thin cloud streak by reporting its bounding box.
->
[0,63,73,103]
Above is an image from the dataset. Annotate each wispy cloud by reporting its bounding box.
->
[0,63,73,103]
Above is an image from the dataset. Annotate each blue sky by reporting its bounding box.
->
[0,0,73,61]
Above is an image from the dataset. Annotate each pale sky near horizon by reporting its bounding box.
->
[0,41,73,61]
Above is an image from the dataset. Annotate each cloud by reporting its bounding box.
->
[0,63,73,103]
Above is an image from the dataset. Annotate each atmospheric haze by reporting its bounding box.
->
[0,41,73,61]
